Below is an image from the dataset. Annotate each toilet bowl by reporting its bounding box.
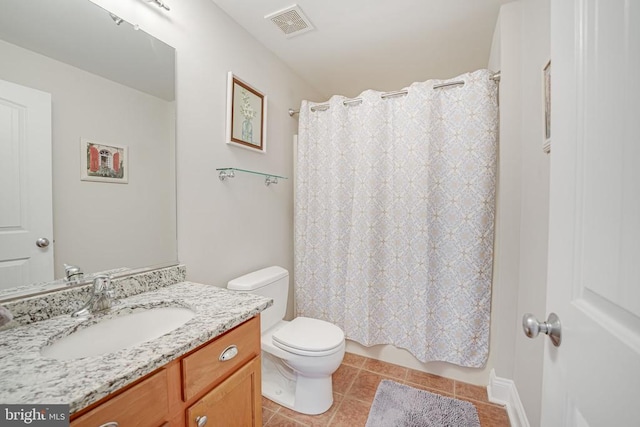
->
[227,266,345,415]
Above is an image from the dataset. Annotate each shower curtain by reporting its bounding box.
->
[294,69,498,368]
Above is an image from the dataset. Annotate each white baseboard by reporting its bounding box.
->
[486,369,529,427]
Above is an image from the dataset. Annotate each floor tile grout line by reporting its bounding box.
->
[359,367,409,382]
[326,394,346,427]
[272,411,310,427]
[342,364,361,398]
[459,395,507,409]
[264,408,274,426]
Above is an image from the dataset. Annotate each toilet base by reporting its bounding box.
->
[262,353,334,415]
[292,375,333,415]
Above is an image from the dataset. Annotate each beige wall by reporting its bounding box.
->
[88,0,322,316]
[486,1,551,425]
[512,1,551,425]
[487,2,524,385]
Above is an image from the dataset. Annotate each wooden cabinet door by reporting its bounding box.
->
[71,370,168,427]
[186,357,261,427]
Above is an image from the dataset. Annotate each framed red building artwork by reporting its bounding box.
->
[80,138,128,183]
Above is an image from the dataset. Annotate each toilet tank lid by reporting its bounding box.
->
[227,266,289,291]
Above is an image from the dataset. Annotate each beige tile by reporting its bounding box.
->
[263,407,277,426]
[401,380,454,398]
[332,364,359,394]
[341,352,367,368]
[276,393,342,427]
[457,394,506,411]
[265,413,310,427]
[362,358,407,380]
[347,371,393,404]
[263,396,282,411]
[455,381,489,403]
[329,397,371,426]
[262,366,508,427]
[474,401,511,427]
[405,369,455,394]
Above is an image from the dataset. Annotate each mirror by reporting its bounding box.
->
[0,0,177,301]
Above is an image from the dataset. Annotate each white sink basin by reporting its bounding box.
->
[41,306,195,360]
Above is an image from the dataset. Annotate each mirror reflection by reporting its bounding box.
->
[0,0,177,300]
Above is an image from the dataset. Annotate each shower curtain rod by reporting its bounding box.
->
[288,71,501,117]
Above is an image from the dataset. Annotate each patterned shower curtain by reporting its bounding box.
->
[294,69,498,368]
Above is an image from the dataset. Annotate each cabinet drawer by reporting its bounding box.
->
[186,357,262,427]
[182,315,260,401]
[71,369,168,427]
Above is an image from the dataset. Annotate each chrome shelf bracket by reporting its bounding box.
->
[218,170,236,181]
[216,168,287,186]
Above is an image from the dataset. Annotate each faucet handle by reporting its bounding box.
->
[64,264,84,283]
[64,263,81,275]
[92,275,112,293]
[70,274,115,318]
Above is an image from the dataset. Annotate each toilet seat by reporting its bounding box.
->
[272,317,344,357]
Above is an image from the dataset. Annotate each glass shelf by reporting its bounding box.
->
[216,168,288,186]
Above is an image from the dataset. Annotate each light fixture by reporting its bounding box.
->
[109,13,124,25]
[145,0,170,11]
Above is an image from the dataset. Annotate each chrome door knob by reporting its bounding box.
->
[522,312,562,347]
[195,415,208,427]
[36,237,50,248]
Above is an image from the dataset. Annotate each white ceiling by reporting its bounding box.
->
[0,0,175,101]
[211,0,513,99]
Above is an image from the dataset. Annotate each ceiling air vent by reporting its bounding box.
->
[265,5,314,38]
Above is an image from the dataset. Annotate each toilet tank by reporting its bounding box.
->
[227,266,289,332]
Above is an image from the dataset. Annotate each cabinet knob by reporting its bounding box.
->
[98,423,119,427]
[219,345,238,362]
[195,415,208,427]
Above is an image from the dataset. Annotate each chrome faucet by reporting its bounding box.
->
[71,275,116,317]
[64,264,84,284]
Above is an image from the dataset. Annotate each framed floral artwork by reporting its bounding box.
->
[80,138,128,183]
[226,72,267,153]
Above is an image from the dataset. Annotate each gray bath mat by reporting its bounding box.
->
[365,380,481,427]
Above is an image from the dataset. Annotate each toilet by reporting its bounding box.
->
[227,266,345,415]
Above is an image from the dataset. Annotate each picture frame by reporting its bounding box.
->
[80,138,128,183]
[226,72,267,153]
[543,60,551,153]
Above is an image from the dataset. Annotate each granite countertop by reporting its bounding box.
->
[0,281,271,413]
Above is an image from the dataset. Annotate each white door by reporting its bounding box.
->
[0,79,53,289]
[541,1,640,425]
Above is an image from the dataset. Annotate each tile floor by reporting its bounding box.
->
[262,352,510,427]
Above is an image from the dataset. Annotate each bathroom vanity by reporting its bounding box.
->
[71,316,262,427]
[0,268,271,427]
